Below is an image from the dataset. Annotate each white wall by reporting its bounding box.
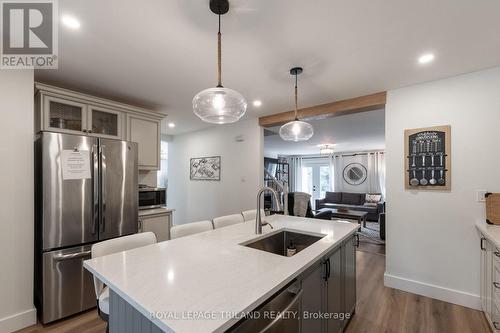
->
[138,171,157,187]
[167,118,263,224]
[385,67,500,309]
[0,70,36,332]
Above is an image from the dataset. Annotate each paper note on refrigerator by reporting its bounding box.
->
[61,149,91,180]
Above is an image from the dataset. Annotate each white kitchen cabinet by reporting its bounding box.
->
[139,211,172,242]
[127,114,161,170]
[35,83,165,171]
[42,95,88,135]
[39,95,124,139]
[87,105,124,139]
[480,234,500,331]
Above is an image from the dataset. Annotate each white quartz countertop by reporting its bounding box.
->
[476,219,500,249]
[84,214,358,333]
[139,207,175,216]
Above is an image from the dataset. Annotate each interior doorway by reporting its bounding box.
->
[262,107,386,255]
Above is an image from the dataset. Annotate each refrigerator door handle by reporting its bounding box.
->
[53,250,92,261]
[100,144,107,233]
[92,145,99,235]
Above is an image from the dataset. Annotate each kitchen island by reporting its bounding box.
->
[83,214,358,333]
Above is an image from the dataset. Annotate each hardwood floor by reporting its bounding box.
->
[357,238,386,255]
[345,251,491,333]
[17,250,489,333]
[15,309,105,333]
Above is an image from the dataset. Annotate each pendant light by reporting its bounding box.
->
[193,0,247,124]
[279,67,314,141]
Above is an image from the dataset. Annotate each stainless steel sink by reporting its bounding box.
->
[241,229,326,257]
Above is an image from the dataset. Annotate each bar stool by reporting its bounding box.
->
[91,232,157,332]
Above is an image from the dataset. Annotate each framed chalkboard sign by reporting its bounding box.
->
[404,125,451,190]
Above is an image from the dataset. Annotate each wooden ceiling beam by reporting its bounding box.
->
[258,91,387,127]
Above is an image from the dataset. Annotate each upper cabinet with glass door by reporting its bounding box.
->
[43,95,88,135]
[35,83,165,170]
[87,105,124,139]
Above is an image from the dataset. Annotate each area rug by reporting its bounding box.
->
[358,221,385,244]
[334,219,385,244]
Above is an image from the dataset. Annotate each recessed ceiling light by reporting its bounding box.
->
[61,15,80,29]
[253,100,262,107]
[168,122,175,128]
[418,53,435,65]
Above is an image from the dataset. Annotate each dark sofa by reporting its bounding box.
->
[315,192,384,222]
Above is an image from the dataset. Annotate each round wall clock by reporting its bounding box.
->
[343,163,367,185]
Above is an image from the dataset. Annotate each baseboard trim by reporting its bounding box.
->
[0,308,36,333]
[384,273,481,310]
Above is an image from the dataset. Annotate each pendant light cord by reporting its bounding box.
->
[294,72,298,120]
[217,14,222,87]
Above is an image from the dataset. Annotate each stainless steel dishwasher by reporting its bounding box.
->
[228,280,302,333]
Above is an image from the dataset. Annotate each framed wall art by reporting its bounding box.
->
[190,156,221,181]
[404,125,451,190]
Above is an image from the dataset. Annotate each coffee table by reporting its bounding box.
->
[316,208,368,231]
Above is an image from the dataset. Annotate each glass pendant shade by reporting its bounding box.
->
[193,87,247,124]
[279,120,314,142]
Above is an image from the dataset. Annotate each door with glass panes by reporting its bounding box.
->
[301,159,332,209]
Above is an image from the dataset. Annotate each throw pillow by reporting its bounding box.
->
[365,194,382,203]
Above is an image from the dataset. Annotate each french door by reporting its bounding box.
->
[301,159,331,209]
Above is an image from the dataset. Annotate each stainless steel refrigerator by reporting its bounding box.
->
[34,131,138,323]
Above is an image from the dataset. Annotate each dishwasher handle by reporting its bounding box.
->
[258,289,303,333]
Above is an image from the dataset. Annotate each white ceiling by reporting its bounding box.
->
[264,109,385,157]
[35,0,500,135]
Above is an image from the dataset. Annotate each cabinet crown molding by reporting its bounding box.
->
[35,82,166,121]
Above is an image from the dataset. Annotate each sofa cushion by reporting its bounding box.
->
[341,192,364,205]
[325,192,342,204]
[365,193,382,203]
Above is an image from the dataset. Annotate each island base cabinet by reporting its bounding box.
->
[343,234,357,322]
[301,262,327,333]
[327,247,343,333]
[109,290,164,333]
[301,234,357,333]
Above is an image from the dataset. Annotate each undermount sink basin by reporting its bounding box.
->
[241,229,326,257]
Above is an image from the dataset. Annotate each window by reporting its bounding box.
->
[157,139,168,188]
